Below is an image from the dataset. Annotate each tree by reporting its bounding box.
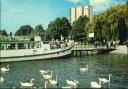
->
[70,16,89,42]
[15,25,33,36]
[47,17,71,40]
[60,17,72,38]
[1,30,8,36]
[31,24,46,40]
[86,3,127,44]
[0,30,2,36]
[31,24,45,36]
[10,32,13,36]
[46,21,54,40]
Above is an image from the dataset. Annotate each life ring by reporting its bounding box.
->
[33,50,37,55]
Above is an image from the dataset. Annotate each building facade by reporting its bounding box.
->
[69,5,93,24]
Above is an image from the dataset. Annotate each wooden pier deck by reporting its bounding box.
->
[71,45,115,56]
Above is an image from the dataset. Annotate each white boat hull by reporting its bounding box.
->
[0,47,72,63]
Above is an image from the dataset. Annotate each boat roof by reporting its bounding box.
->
[0,41,50,44]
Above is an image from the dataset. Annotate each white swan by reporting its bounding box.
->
[62,86,73,88]
[91,79,101,88]
[99,74,112,84]
[66,80,79,87]
[20,78,35,87]
[44,81,48,88]
[80,65,88,72]
[43,71,53,79]
[39,70,50,74]
[1,65,9,73]
[49,75,57,85]
[0,77,4,83]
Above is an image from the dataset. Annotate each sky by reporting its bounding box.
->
[0,0,126,33]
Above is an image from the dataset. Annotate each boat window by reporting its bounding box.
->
[29,43,34,49]
[0,43,16,50]
[40,42,41,47]
[0,44,4,50]
[36,43,40,48]
[9,43,15,50]
[28,43,30,49]
[43,41,49,44]
[6,44,11,50]
[18,43,26,49]
[0,42,42,50]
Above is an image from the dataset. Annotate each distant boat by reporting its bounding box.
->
[0,36,72,62]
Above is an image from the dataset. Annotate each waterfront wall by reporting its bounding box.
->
[110,45,128,54]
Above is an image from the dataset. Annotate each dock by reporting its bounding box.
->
[71,45,115,56]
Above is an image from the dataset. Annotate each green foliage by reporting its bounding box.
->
[15,25,33,36]
[31,24,45,36]
[70,16,89,42]
[9,32,13,36]
[126,0,128,40]
[0,29,8,36]
[87,4,127,44]
[47,17,71,40]
[31,24,47,40]
[0,30,2,36]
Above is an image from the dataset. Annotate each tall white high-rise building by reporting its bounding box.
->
[69,5,93,24]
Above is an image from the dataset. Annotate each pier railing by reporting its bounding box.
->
[72,44,108,50]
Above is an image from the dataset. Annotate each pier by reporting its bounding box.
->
[71,44,115,56]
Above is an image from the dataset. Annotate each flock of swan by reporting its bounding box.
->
[0,64,112,88]
[39,69,79,88]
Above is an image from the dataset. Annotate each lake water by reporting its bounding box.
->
[0,54,128,88]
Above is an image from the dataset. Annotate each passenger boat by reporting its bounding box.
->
[0,36,72,62]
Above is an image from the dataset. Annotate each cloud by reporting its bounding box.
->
[90,0,110,4]
[66,0,111,14]
[67,0,83,3]
[67,0,111,4]
[90,0,111,14]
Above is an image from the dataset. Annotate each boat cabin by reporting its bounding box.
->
[0,41,50,50]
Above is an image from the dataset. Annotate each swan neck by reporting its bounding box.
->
[86,65,88,69]
[20,81,22,84]
[7,66,9,70]
[51,71,53,77]
[99,80,101,87]
[45,82,47,88]
[109,74,111,82]
[30,80,33,85]
[87,66,88,69]
[56,75,57,81]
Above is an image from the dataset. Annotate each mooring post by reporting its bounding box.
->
[92,50,93,55]
[72,50,74,56]
[80,50,81,56]
[76,51,77,56]
[127,43,128,55]
[87,51,88,56]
